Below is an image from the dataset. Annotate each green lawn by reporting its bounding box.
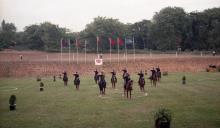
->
[0,72,220,128]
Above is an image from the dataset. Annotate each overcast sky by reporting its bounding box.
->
[0,0,220,32]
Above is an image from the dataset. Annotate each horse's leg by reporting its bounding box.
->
[126,90,128,99]
[129,90,131,99]
[104,88,105,95]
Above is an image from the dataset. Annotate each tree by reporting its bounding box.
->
[151,7,188,50]
[0,20,17,50]
[81,16,126,52]
[22,22,68,51]
[130,20,152,49]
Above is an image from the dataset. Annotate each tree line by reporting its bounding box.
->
[0,7,220,52]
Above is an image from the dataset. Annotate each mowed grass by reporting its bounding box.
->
[0,72,220,128]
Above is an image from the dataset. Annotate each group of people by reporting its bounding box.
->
[61,71,80,90]
[93,67,161,99]
[59,67,161,99]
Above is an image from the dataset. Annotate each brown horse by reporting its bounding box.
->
[73,72,80,90]
[125,80,133,99]
[122,69,130,96]
[156,67,161,82]
[63,72,68,86]
[94,69,99,84]
[98,73,106,95]
[138,72,145,92]
[149,68,157,87]
[110,71,117,89]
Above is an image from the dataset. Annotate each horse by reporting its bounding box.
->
[110,71,117,89]
[138,72,145,92]
[53,75,56,82]
[122,69,129,96]
[94,70,99,84]
[73,72,80,90]
[125,79,133,99]
[156,67,161,82]
[98,74,106,95]
[149,68,157,87]
[63,72,68,86]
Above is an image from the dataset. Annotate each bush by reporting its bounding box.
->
[217,66,220,72]
[36,76,41,81]
[154,108,171,128]
[163,71,168,76]
[206,68,210,72]
[40,82,44,87]
[182,76,186,84]
[9,95,16,105]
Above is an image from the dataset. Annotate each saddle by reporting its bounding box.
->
[138,77,145,86]
[111,75,117,83]
[63,76,68,82]
[74,77,80,85]
[126,80,133,90]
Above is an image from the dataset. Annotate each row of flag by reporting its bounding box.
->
[61,36,125,48]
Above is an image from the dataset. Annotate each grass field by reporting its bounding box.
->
[0,72,220,128]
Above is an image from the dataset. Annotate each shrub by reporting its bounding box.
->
[40,82,44,87]
[163,71,168,76]
[36,76,41,81]
[182,76,186,84]
[9,95,16,105]
[154,108,171,128]
[206,68,210,72]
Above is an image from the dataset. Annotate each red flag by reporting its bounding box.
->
[109,37,116,46]
[62,39,68,47]
[117,37,124,46]
[75,39,80,47]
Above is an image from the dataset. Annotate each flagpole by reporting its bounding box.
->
[96,36,99,55]
[76,39,79,64]
[133,36,135,62]
[125,38,127,64]
[85,40,87,64]
[68,39,70,64]
[60,38,63,64]
[117,37,119,64]
[109,38,112,63]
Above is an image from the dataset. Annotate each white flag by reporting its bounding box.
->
[95,59,103,65]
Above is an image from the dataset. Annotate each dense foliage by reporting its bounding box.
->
[0,7,219,51]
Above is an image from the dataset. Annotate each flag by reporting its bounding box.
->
[109,37,116,46]
[117,37,124,46]
[95,59,103,65]
[75,39,80,48]
[61,39,68,47]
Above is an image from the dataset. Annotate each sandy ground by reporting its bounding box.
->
[0,50,220,77]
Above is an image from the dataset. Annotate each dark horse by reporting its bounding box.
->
[125,79,133,99]
[94,69,99,84]
[122,69,132,97]
[110,70,117,89]
[98,73,106,95]
[63,72,68,86]
[138,71,145,92]
[73,72,80,90]
[122,69,128,95]
[156,67,161,82]
[149,68,157,87]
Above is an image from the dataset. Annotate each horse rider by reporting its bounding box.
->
[73,72,80,90]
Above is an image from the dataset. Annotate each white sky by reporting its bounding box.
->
[0,0,220,32]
